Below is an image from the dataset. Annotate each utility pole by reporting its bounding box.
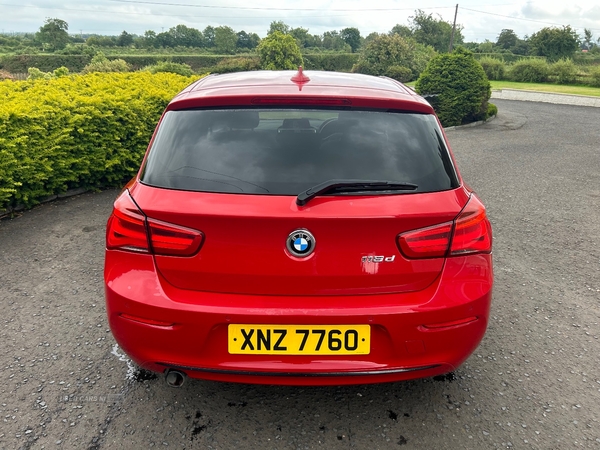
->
[448,4,458,53]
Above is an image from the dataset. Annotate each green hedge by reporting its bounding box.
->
[209,56,260,74]
[0,72,198,210]
[0,54,230,73]
[0,53,360,74]
[509,59,550,82]
[302,53,358,72]
[0,54,92,73]
[572,54,600,66]
[478,56,505,81]
[473,53,546,63]
[590,66,600,87]
[115,55,227,71]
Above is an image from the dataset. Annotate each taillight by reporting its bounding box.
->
[106,193,149,253]
[106,191,203,257]
[450,194,492,256]
[397,194,492,259]
[147,218,203,257]
[397,222,453,259]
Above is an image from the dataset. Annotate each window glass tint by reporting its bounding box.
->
[141,109,458,195]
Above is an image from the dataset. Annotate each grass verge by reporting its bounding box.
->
[490,81,600,97]
[405,80,600,97]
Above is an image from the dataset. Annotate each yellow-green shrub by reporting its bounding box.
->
[0,72,198,210]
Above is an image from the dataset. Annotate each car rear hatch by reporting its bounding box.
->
[129,186,468,296]
[132,107,468,296]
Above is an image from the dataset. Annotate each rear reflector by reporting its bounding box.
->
[120,313,175,328]
[106,191,203,257]
[397,194,492,259]
[420,316,478,330]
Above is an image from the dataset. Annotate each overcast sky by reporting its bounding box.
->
[2,0,600,43]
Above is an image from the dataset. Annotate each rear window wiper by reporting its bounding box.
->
[297,179,418,206]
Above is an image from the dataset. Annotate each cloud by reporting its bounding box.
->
[1,0,598,41]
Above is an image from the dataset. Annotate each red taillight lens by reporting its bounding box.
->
[450,195,492,256]
[397,194,492,259]
[397,222,453,259]
[147,218,203,257]
[106,191,203,257]
[106,193,149,253]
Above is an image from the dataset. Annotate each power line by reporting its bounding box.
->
[0,3,360,19]
[461,7,600,32]
[105,0,454,12]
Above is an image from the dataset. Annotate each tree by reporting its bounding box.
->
[415,48,491,127]
[340,27,362,52]
[214,26,238,54]
[268,21,290,35]
[390,24,412,38]
[236,31,260,50]
[203,26,215,48]
[496,29,518,50]
[364,32,380,45]
[290,27,318,49]
[155,31,174,48]
[583,28,593,50]
[529,26,579,61]
[352,33,436,81]
[168,24,204,47]
[36,18,70,50]
[141,30,157,48]
[511,38,529,55]
[409,10,463,53]
[257,31,303,70]
[477,40,494,53]
[322,30,349,51]
[116,31,134,47]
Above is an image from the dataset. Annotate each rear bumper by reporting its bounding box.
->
[104,251,492,385]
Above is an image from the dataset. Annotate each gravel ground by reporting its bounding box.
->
[0,99,599,449]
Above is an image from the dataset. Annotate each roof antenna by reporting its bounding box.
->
[291,66,310,84]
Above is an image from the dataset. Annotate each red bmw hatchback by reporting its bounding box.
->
[104,69,493,386]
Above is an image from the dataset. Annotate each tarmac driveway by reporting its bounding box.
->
[0,99,599,449]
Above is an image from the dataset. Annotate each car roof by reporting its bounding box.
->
[167,70,435,114]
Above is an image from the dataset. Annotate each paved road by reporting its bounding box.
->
[1,99,599,449]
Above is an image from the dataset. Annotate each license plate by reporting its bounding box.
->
[228,325,370,355]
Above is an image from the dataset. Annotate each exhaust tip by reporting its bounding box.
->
[165,369,186,388]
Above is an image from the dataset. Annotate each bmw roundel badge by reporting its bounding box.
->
[286,229,316,258]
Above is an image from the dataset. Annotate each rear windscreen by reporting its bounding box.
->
[141,109,459,195]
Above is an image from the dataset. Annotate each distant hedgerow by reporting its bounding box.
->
[509,59,550,83]
[478,56,505,81]
[143,61,195,77]
[82,52,130,73]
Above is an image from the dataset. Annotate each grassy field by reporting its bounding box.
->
[490,81,600,97]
